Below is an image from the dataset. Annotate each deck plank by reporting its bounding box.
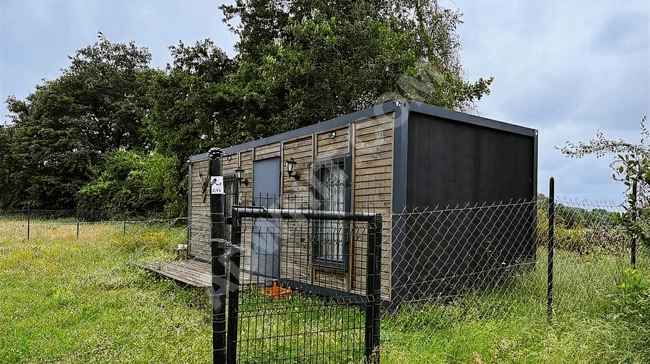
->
[141,259,259,289]
[143,259,213,288]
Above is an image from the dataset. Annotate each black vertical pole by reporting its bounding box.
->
[373,215,382,363]
[547,177,555,325]
[631,180,637,269]
[208,147,227,364]
[227,210,241,364]
[76,211,80,240]
[27,202,31,240]
[365,214,382,363]
[123,209,127,235]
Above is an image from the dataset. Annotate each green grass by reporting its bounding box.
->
[1,219,649,363]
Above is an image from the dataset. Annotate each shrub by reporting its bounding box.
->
[609,268,650,323]
[77,150,184,217]
[536,208,630,254]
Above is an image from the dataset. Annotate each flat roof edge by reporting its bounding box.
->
[190,101,399,162]
[408,100,537,137]
[189,100,538,163]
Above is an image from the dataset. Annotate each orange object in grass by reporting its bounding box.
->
[262,281,292,300]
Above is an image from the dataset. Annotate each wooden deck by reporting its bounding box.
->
[142,258,264,289]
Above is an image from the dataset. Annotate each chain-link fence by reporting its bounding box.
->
[376,193,648,362]
[542,196,645,319]
[2,189,649,362]
[377,199,543,362]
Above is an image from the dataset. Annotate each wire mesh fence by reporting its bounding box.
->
[0,210,216,363]
[542,196,644,318]
[223,198,382,363]
[375,194,648,362]
[379,199,544,361]
[2,189,649,362]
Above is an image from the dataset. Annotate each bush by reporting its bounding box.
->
[77,150,184,217]
[610,268,650,323]
[536,208,630,254]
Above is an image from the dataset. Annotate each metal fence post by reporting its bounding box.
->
[208,147,227,363]
[76,211,80,240]
[227,210,241,364]
[547,177,555,324]
[27,202,31,240]
[631,180,637,269]
[365,214,382,363]
[123,209,127,235]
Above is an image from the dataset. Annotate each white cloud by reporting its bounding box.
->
[454,0,649,203]
[1,0,647,205]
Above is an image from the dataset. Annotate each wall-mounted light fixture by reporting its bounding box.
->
[286,157,300,181]
[234,166,249,186]
[328,131,336,139]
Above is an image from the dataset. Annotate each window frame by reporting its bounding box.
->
[310,153,352,271]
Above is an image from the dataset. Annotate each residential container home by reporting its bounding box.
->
[187,100,538,303]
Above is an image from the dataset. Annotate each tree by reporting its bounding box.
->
[62,32,154,153]
[219,0,493,139]
[147,39,237,164]
[0,124,19,208]
[4,33,154,209]
[559,115,650,248]
[558,116,650,204]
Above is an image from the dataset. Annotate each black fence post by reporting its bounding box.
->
[227,210,241,364]
[208,147,227,364]
[26,202,31,240]
[76,210,80,240]
[373,215,383,362]
[631,180,637,269]
[123,209,127,235]
[547,177,555,325]
[365,214,382,363]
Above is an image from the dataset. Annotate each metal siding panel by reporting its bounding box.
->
[406,112,534,207]
[390,101,409,304]
[402,111,537,300]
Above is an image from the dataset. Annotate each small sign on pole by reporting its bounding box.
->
[211,176,225,195]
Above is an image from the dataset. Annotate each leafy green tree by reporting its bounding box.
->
[220,0,493,139]
[3,1,495,213]
[0,124,19,208]
[559,116,650,248]
[4,33,154,209]
[147,39,237,164]
[6,79,96,209]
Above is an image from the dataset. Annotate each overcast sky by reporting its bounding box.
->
[1,0,648,205]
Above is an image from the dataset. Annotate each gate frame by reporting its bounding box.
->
[223,206,382,363]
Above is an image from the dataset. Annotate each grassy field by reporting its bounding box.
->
[1,219,649,363]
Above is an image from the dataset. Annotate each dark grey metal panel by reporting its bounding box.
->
[408,100,537,137]
[533,130,539,198]
[401,111,537,300]
[189,101,399,162]
[390,101,410,303]
[405,111,535,207]
[531,130,539,263]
